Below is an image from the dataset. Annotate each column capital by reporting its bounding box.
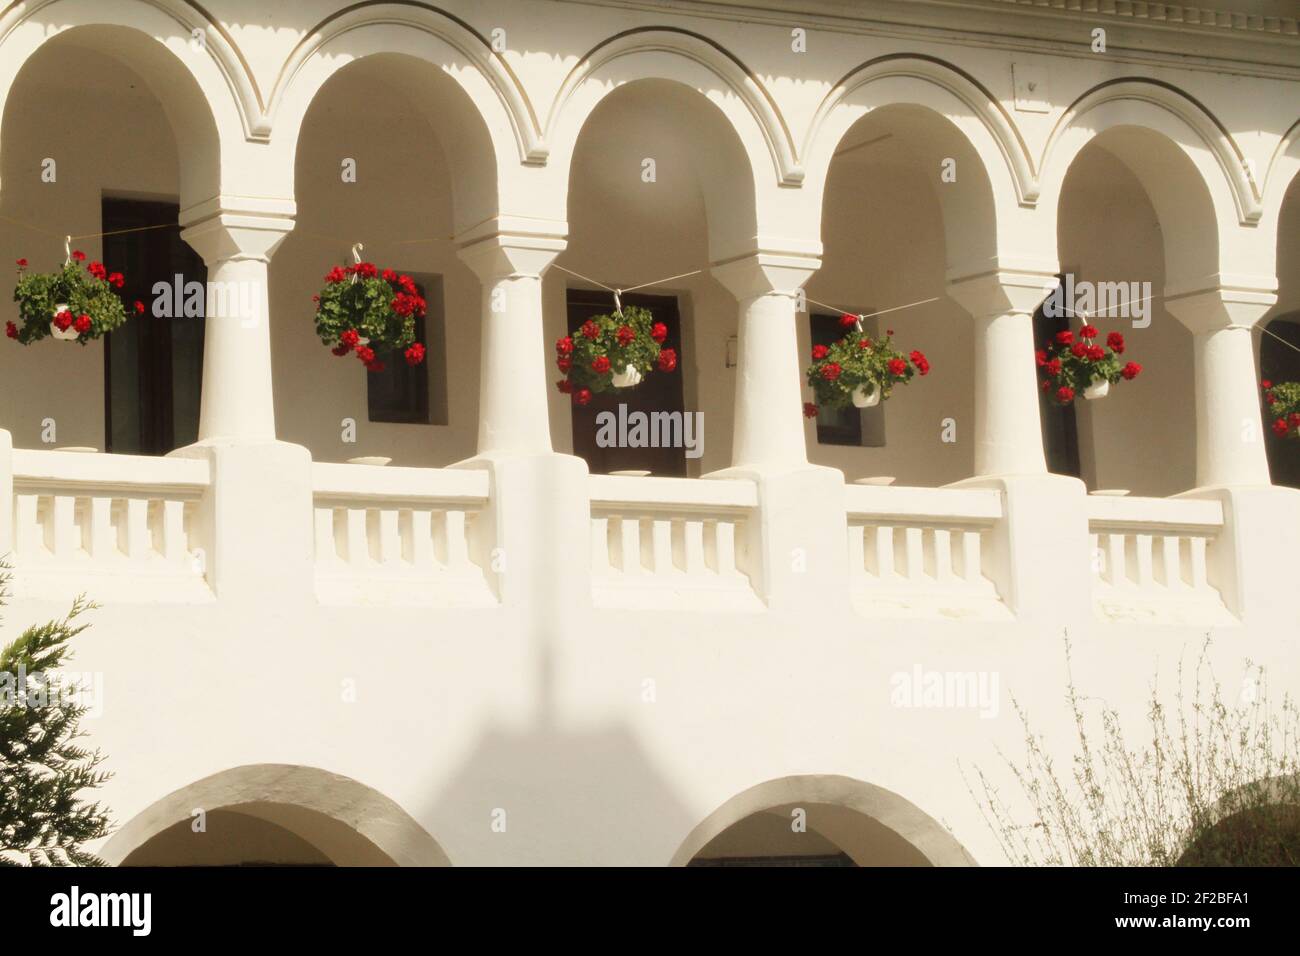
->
[710,250,820,301]
[946,268,1058,319]
[457,230,567,280]
[180,203,295,265]
[1165,283,1277,335]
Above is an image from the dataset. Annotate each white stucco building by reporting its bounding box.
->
[1,0,1299,865]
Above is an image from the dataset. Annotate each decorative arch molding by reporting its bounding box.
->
[804,54,1036,206]
[669,773,977,867]
[268,1,544,163]
[545,26,801,186]
[1262,116,1300,225]
[101,763,451,867]
[0,0,264,141]
[1042,78,1261,224]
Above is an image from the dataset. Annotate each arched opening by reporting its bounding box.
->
[102,764,449,867]
[810,103,997,485]
[1052,126,1220,495]
[273,52,500,467]
[0,24,222,456]
[672,775,975,867]
[552,78,759,477]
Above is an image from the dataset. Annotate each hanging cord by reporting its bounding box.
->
[803,294,940,322]
[551,264,703,317]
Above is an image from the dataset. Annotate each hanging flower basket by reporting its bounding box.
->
[802,314,930,417]
[1262,380,1300,440]
[554,305,672,406]
[313,261,427,373]
[7,253,134,345]
[1037,325,1141,406]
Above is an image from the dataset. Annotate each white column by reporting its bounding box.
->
[948,271,1056,477]
[1165,287,1275,488]
[711,252,819,470]
[458,233,565,457]
[180,212,292,444]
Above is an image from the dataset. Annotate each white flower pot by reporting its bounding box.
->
[1083,378,1110,400]
[612,364,643,388]
[851,382,880,408]
[50,304,78,340]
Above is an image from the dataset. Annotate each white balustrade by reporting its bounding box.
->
[845,484,1007,619]
[9,449,210,600]
[589,474,760,610]
[1087,495,1232,623]
[311,462,494,605]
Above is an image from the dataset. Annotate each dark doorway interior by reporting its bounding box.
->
[1032,280,1082,480]
[1262,316,1300,490]
[566,288,687,476]
[101,197,207,455]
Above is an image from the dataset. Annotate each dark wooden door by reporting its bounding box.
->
[566,289,686,476]
[102,198,207,455]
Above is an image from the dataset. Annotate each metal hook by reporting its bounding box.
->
[64,235,72,266]
[613,289,623,315]
[351,242,363,264]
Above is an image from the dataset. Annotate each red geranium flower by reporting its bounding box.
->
[1080,324,1098,339]
[909,350,930,375]
[1085,345,1105,362]
[1261,380,1273,390]
[888,357,907,376]
[88,261,107,281]
[556,335,574,355]
[1274,418,1290,437]
[1121,361,1142,381]
[591,355,611,374]
[15,258,27,268]
[1035,349,1048,367]
[650,322,668,343]
[1107,332,1125,354]
[340,329,360,350]
[858,338,872,350]
[657,348,677,373]
[331,344,350,356]
[382,268,398,283]
[557,380,573,394]
[53,311,73,332]
[108,272,124,289]
[404,343,426,366]
[1070,342,1087,358]
[74,314,92,334]
[580,320,599,340]
[1266,393,1278,405]
[1044,358,1062,377]
[811,344,829,361]
[355,345,375,364]
[557,356,572,373]
[616,325,636,347]
[134,300,145,314]
[820,361,842,381]
[1055,330,1073,345]
[1057,386,1075,404]
[803,402,819,418]
[325,266,347,284]
[71,250,86,262]
[5,321,16,339]
[839,313,858,329]
[574,387,592,406]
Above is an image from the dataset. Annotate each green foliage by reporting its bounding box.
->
[0,570,112,866]
[804,321,929,412]
[557,305,668,396]
[967,640,1300,867]
[1263,380,1300,440]
[313,264,424,366]
[10,258,129,345]
[1037,325,1141,405]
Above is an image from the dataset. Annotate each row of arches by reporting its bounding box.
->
[0,0,1295,268]
[102,763,1300,866]
[102,765,973,867]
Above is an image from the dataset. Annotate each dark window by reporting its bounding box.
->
[102,197,206,456]
[1262,316,1300,490]
[809,313,884,448]
[566,289,687,477]
[367,274,444,425]
[1033,279,1082,479]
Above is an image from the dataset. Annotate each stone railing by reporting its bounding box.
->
[311,462,495,605]
[588,474,762,610]
[7,448,210,601]
[1087,494,1233,624]
[844,484,1008,620]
